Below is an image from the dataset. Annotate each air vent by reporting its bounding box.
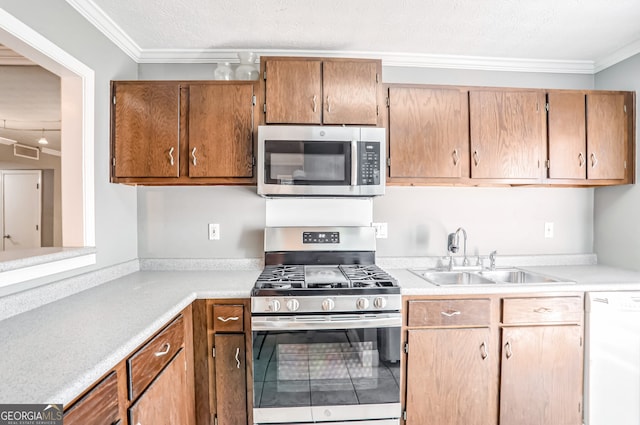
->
[13,143,39,160]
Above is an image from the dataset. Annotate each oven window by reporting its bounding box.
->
[264,140,351,185]
[252,327,401,409]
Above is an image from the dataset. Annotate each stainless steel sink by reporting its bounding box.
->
[410,268,574,286]
[479,269,573,285]
[412,270,496,286]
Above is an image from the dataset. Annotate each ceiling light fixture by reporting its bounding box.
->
[38,128,48,145]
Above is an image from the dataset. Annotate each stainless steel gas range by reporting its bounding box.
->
[251,226,401,425]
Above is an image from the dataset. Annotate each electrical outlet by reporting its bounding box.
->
[544,222,554,239]
[372,222,388,239]
[208,223,220,240]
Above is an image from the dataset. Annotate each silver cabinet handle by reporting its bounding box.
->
[452,149,459,166]
[591,153,598,167]
[312,95,317,113]
[191,147,197,166]
[235,347,240,369]
[533,307,552,313]
[2,234,10,239]
[168,147,175,166]
[505,341,512,359]
[326,95,332,113]
[217,316,239,323]
[578,152,585,167]
[441,310,461,317]
[480,341,488,360]
[154,343,171,357]
[473,150,480,166]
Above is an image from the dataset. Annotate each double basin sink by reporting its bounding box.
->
[410,268,575,286]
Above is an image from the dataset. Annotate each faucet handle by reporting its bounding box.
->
[489,250,498,269]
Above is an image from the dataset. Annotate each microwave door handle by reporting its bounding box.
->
[351,140,358,186]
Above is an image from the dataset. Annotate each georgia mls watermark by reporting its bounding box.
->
[0,404,62,425]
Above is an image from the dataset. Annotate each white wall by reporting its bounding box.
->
[593,53,640,270]
[0,1,139,285]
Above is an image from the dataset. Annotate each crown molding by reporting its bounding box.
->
[65,0,141,61]
[594,39,640,73]
[67,0,622,75]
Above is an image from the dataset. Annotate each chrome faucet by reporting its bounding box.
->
[447,227,469,268]
[489,250,498,270]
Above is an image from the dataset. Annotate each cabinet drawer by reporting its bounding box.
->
[64,371,119,425]
[502,297,583,324]
[213,304,244,332]
[408,299,491,327]
[128,314,184,400]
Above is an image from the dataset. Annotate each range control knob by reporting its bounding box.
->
[286,299,300,312]
[373,297,387,309]
[321,298,335,311]
[269,299,281,312]
[356,297,370,310]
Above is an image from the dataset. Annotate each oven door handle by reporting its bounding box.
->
[252,313,401,331]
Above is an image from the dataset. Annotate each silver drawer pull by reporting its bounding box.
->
[480,341,488,360]
[505,341,513,359]
[191,147,197,166]
[441,310,461,317]
[533,307,552,313]
[168,147,175,166]
[217,316,240,322]
[154,343,171,357]
[235,347,240,369]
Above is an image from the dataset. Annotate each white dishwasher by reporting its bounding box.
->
[585,291,640,425]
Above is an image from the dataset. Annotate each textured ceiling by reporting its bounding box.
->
[79,0,640,68]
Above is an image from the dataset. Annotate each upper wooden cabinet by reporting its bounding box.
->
[262,57,381,125]
[111,80,256,185]
[469,89,546,181]
[388,86,469,181]
[113,82,180,178]
[547,90,633,183]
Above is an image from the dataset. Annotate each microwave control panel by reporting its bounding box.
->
[358,142,381,185]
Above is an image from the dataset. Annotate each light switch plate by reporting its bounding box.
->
[208,223,220,240]
[372,222,388,239]
[544,222,554,239]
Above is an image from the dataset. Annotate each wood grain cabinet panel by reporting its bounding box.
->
[128,315,184,400]
[408,299,490,327]
[469,90,546,180]
[586,93,628,180]
[547,91,587,179]
[263,57,380,125]
[113,82,180,178]
[264,59,322,124]
[499,325,583,425]
[214,333,248,425]
[502,297,583,324]
[128,349,190,425]
[188,84,254,178]
[63,371,120,425]
[212,304,244,332]
[405,328,496,425]
[388,86,469,179]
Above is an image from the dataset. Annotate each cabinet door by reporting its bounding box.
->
[188,84,254,178]
[214,333,247,425]
[322,60,379,125]
[586,93,627,180]
[547,92,587,179]
[469,90,545,179]
[113,82,180,178]
[64,371,120,425]
[500,326,583,425]
[389,87,468,178]
[405,328,496,425]
[129,349,190,425]
[265,60,322,124]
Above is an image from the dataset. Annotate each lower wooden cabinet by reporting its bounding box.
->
[402,293,584,425]
[63,371,121,425]
[129,349,190,425]
[193,299,252,425]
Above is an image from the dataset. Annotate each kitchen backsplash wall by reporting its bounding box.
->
[137,185,594,259]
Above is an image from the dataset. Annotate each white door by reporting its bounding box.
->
[2,170,42,250]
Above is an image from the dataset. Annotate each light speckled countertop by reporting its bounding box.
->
[1,264,640,406]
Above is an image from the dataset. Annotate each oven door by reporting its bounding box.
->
[252,313,401,425]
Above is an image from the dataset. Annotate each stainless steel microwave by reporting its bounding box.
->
[257,125,386,196]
